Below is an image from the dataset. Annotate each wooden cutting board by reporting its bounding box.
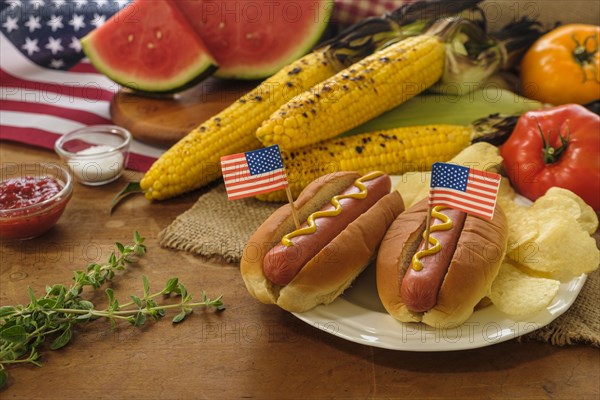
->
[110,78,257,148]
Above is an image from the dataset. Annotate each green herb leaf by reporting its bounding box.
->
[172,311,186,324]
[132,312,146,327]
[78,300,94,310]
[106,288,116,307]
[164,278,178,294]
[130,295,142,308]
[0,306,16,318]
[50,328,72,350]
[177,283,187,299]
[37,298,57,309]
[142,276,150,298]
[0,325,27,344]
[27,287,38,307]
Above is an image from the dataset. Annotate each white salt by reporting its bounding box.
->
[68,145,124,184]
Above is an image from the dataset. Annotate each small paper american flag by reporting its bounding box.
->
[429,162,501,220]
[220,145,288,200]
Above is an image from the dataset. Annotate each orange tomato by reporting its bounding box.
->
[520,24,600,105]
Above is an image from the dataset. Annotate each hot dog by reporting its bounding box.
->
[241,171,404,313]
[376,198,508,327]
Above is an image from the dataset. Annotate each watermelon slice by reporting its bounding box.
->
[175,0,333,79]
[82,0,217,93]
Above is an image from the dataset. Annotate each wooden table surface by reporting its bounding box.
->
[1,141,599,400]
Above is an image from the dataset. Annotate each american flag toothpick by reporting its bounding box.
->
[220,144,300,229]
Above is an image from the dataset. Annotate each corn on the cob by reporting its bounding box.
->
[257,124,472,202]
[256,35,445,151]
[139,51,337,200]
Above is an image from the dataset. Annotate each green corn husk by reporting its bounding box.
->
[342,88,543,137]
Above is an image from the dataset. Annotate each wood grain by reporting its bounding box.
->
[110,78,256,148]
[1,142,599,399]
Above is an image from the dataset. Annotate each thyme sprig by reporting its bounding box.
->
[0,232,223,388]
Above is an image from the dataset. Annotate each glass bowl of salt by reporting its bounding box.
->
[54,125,131,186]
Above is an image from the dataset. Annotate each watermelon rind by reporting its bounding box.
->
[211,0,333,80]
[82,36,218,94]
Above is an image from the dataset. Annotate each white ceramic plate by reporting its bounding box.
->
[293,265,587,351]
[292,176,588,351]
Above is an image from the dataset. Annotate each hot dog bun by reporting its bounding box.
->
[376,198,508,327]
[241,171,404,313]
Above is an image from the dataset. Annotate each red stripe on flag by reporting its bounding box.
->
[0,100,111,126]
[0,69,115,102]
[226,177,288,200]
[469,168,502,181]
[226,174,288,196]
[430,201,493,220]
[428,194,495,215]
[0,126,59,149]
[220,154,246,162]
[463,187,498,201]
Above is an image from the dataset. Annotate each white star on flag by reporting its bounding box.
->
[47,15,64,32]
[2,16,19,33]
[24,15,42,33]
[45,37,64,55]
[68,14,86,32]
[68,36,82,52]
[91,14,107,28]
[49,58,65,68]
[21,37,40,56]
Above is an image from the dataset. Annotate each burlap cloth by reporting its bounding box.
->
[159,184,599,347]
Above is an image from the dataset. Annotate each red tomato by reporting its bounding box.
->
[501,104,600,211]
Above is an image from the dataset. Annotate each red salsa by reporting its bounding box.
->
[0,176,71,240]
[0,176,62,209]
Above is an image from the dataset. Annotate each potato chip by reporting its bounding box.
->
[497,177,517,207]
[510,213,599,278]
[449,142,503,173]
[506,224,538,254]
[538,187,598,234]
[394,171,430,209]
[490,262,560,316]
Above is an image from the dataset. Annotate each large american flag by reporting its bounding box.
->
[0,0,162,172]
[429,162,501,220]
[220,145,288,200]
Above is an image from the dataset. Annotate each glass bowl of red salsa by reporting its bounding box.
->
[0,163,73,240]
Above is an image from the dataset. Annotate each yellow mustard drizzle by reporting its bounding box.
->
[410,206,453,271]
[281,171,385,247]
